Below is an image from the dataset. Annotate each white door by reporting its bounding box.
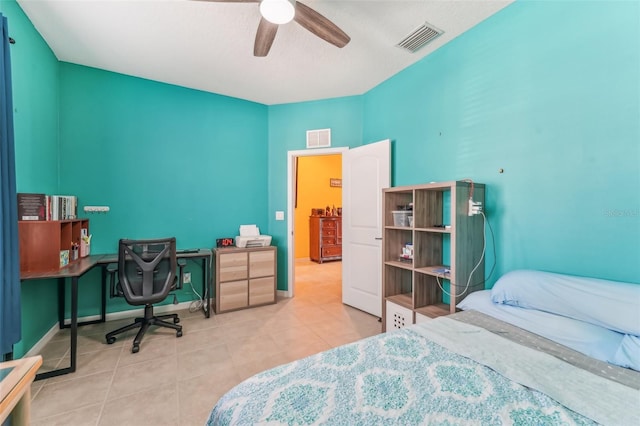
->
[342,139,390,317]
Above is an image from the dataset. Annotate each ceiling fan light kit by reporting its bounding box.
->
[197,0,350,57]
[260,0,295,25]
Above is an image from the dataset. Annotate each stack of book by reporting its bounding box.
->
[17,193,78,221]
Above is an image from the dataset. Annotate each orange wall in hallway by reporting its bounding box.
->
[294,155,342,258]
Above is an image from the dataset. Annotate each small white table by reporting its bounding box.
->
[0,355,43,425]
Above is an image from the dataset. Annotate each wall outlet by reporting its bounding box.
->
[468,199,483,216]
[183,272,191,284]
[275,211,285,221]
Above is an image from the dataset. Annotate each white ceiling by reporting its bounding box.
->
[17,0,514,105]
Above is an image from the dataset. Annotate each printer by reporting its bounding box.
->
[235,224,272,248]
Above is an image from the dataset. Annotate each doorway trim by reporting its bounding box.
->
[286,147,349,298]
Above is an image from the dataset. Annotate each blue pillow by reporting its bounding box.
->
[490,270,640,335]
[612,335,640,371]
[458,290,624,364]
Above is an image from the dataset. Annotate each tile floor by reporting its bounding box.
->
[29,259,382,425]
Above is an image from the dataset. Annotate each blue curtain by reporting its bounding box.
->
[0,13,20,358]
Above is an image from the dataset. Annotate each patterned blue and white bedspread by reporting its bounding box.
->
[207,317,639,425]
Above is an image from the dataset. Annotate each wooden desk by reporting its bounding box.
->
[21,255,104,380]
[20,249,212,381]
[0,355,43,425]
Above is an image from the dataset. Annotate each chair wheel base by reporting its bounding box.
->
[174,317,180,324]
[106,336,116,344]
[132,344,140,353]
[176,330,183,338]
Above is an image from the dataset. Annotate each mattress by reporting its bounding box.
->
[206,312,640,425]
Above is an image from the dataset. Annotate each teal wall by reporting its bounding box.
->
[5,0,639,356]
[56,64,269,321]
[362,0,639,284]
[266,96,363,290]
[0,0,58,193]
[58,63,269,254]
[1,0,60,357]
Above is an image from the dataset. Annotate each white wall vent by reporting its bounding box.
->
[396,22,443,53]
[306,128,331,149]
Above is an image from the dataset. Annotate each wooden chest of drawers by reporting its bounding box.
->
[213,246,277,313]
[309,216,342,263]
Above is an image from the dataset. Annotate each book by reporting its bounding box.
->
[17,193,46,220]
[47,195,78,220]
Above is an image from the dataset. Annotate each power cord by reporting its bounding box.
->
[188,280,205,313]
[180,256,211,313]
[188,254,212,313]
[436,211,488,298]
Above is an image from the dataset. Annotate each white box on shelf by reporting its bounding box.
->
[385,300,413,331]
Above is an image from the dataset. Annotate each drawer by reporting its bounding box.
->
[249,249,275,278]
[219,252,247,281]
[321,229,336,237]
[321,220,337,229]
[321,237,335,245]
[220,280,248,311]
[321,246,341,258]
[249,277,275,305]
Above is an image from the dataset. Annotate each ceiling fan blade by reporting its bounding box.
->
[254,18,279,57]
[190,0,258,3]
[293,1,350,48]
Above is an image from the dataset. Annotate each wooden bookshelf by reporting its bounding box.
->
[18,219,89,274]
[382,181,486,331]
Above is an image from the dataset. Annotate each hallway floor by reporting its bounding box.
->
[29,259,381,425]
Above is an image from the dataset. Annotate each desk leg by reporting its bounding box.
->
[70,276,78,373]
[57,277,65,329]
[36,277,78,381]
[202,258,211,318]
[101,266,107,322]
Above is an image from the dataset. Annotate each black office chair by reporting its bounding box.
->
[105,237,183,353]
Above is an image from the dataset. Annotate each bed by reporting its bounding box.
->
[206,270,640,425]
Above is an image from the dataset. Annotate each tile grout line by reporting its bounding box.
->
[95,333,126,426]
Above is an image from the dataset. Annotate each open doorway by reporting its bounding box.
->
[286,147,348,298]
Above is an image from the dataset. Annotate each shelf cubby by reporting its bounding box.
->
[384,264,412,298]
[384,227,413,264]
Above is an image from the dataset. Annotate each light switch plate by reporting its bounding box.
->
[275,211,285,221]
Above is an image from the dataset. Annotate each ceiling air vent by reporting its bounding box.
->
[306,128,331,149]
[396,22,443,53]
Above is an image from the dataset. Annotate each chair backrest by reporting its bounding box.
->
[117,237,177,306]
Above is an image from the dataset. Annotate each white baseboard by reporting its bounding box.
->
[24,301,195,358]
[277,290,290,298]
[25,324,60,358]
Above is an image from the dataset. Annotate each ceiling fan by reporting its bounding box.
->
[195,0,350,57]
